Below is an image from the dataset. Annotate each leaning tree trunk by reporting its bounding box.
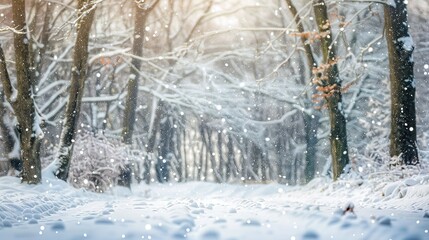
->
[384,0,419,165]
[0,1,43,184]
[286,0,321,183]
[54,0,96,181]
[313,0,349,180]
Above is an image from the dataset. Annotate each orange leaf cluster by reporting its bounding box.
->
[289,30,330,44]
[99,56,122,66]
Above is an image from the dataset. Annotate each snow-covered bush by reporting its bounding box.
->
[68,133,135,193]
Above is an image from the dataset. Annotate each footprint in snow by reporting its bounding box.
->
[214,218,226,224]
[229,208,237,213]
[328,215,341,225]
[242,219,261,226]
[102,209,114,215]
[51,221,65,231]
[377,216,392,226]
[172,217,195,228]
[2,220,12,227]
[191,209,204,214]
[189,202,199,208]
[302,230,319,240]
[340,220,352,229]
[201,230,220,240]
[94,218,114,225]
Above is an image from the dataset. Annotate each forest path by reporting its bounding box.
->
[0,181,427,240]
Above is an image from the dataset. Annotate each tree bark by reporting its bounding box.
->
[226,134,235,180]
[156,107,173,183]
[384,0,419,165]
[217,131,225,181]
[5,1,43,184]
[313,0,349,180]
[54,0,96,181]
[122,2,147,144]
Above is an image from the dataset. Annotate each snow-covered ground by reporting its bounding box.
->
[0,171,428,240]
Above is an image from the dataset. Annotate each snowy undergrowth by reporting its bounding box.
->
[68,133,130,193]
[285,158,429,212]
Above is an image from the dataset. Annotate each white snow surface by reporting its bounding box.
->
[0,173,428,240]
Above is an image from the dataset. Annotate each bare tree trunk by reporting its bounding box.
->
[1,1,43,184]
[122,2,147,144]
[156,106,173,183]
[144,99,163,184]
[226,134,235,181]
[182,128,188,181]
[54,0,96,181]
[285,0,321,183]
[197,138,204,181]
[313,0,349,180]
[384,0,419,165]
[206,128,221,183]
[217,131,225,181]
[174,124,183,182]
[250,142,261,181]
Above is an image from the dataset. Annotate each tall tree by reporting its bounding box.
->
[285,0,321,183]
[54,0,97,181]
[313,0,349,180]
[384,0,419,165]
[122,0,160,144]
[0,0,42,184]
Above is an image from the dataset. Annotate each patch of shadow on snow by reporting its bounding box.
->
[302,230,319,239]
[51,221,65,231]
[201,230,220,240]
[242,219,261,226]
[377,216,392,226]
[94,218,114,225]
[2,220,12,227]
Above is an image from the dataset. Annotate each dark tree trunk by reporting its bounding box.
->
[217,131,225,181]
[384,0,419,165]
[226,134,235,180]
[261,150,268,182]
[313,0,349,180]
[183,128,188,181]
[54,0,96,181]
[250,142,261,181]
[156,107,173,183]
[303,114,319,182]
[174,123,183,182]
[122,2,147,144]
[144,99,163,184]
[197,138,204,181]
[4,1,42,184]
